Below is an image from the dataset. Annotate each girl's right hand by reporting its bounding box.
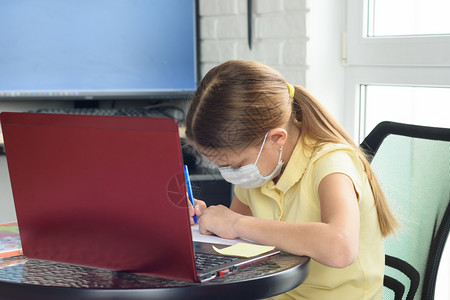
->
[188,198,207,225]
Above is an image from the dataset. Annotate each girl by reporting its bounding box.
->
[185,60,397,299]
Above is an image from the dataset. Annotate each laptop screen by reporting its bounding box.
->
[1,112,197,282]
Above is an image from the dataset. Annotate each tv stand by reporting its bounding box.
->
[74,100,100,109]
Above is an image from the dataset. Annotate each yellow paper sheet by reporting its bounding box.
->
[212,243,275,258]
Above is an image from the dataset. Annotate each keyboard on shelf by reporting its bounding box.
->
[30,107,170,118]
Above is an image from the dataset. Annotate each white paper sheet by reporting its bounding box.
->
[190,224,254,246]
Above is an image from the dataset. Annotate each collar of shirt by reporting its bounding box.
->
[261,137,315,195]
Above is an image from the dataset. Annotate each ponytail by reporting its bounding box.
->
[291,85,398,237]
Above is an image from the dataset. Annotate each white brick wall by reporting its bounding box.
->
[199,0,308,85]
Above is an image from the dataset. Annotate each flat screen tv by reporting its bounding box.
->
[0,0,199,101]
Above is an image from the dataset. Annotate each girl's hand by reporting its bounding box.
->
[188,198,207,225]
[197,205,243,239]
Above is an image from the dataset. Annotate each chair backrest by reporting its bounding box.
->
[360,121,450,300]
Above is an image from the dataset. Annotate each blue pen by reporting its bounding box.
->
[183,165,197,223]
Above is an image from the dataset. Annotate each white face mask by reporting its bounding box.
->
[218,132,284,188]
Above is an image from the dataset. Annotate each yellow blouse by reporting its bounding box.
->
[235,138,383,300]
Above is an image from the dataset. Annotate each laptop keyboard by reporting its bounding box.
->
[195,253,238,271]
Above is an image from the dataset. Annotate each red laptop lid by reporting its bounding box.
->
[0,112,197,282]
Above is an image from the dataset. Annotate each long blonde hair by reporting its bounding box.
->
[185,60,398,236]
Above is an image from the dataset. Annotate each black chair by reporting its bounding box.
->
[360,121,450,300]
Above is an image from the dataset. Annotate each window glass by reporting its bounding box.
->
[367,0,450,37]
[361,85,450,138]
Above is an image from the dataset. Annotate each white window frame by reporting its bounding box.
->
[344,0,450,142]
[346,0,450,67]
[343,3,450,297]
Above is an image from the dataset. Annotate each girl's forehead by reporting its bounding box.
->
[200,148,239,165]
[199,147,253,166]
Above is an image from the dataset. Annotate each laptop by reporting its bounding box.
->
[0,112,279,283]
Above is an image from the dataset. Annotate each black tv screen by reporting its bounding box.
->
[0,0,198,101]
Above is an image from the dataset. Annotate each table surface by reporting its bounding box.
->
[0,253,309,300]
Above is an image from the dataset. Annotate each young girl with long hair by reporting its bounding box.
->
[185,60,397,299]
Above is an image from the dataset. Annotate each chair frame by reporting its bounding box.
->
[360,121,450,300]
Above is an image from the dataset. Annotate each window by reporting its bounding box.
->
[367,0,450,37]
[360,85,450,139]
[346,0,450,67]
[344,0,450,142]
[345,2,450,297]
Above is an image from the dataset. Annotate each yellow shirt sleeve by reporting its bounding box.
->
[234,185,250,205]
[311,148,364,203]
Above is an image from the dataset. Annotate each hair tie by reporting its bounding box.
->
[285,82,295,98]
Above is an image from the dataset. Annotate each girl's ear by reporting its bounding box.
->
[268,128,288,148]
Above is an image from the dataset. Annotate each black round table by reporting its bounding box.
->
[0,253,309,300]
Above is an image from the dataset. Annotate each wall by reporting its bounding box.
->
[198,0,308,86]
[198,0,346,130]
[305,0,346,128]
